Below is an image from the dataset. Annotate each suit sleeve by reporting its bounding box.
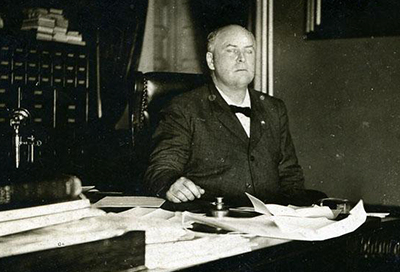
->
[143,101,192,197]
[277,100,306,197]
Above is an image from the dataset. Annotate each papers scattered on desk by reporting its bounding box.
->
[146,235,256,270]
[93,196,165,208]
[0,208,191,258]
[182,194,367,241]
[116,207,256,270]
[246,192,339,219]
[109,208,194,244]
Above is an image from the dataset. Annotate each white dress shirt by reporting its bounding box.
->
[216,87,251,137]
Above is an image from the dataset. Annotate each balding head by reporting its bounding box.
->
[207,25,256,53]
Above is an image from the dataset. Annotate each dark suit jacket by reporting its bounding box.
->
[144,82,305,205]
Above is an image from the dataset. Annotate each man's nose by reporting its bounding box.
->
[237,51,245,63]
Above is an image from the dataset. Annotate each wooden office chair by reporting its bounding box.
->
[128,71,207,193]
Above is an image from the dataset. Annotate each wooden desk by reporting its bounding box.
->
[170,217,400,272]
[137,215,399,272]
[86,195,400,272]
[3,193,399,272]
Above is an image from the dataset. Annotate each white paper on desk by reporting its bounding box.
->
[246,193,273,216]
[118,207,176,221]
[245,192,336,219]
[146,235,256,270]
[93,196,165,208]
[113,209,193,244]
[183,213,279,236]
[367,212,390,218]
[182,200,367,241]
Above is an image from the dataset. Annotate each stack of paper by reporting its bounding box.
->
[93,196,165,208]
[0,199,104,237]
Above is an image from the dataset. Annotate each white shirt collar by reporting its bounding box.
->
[215,86,251,108]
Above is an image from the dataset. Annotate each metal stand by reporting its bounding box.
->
[9,108,42,168]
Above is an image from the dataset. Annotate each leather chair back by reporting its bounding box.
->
[129,72,206,191]
[130,72,206,147]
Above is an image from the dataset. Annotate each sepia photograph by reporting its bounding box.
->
[0,0,400,271]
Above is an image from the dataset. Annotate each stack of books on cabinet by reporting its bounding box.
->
[21,7,85,46]
[0,33,90,128]
[0,177,145,272]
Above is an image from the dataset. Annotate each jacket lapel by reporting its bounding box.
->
[208,83,249,144]
[249,89,269,151]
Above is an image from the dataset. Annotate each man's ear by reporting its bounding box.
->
[206,52,215,70]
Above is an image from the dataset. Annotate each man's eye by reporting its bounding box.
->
[246,49,254,54]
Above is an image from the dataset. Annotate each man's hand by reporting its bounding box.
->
[166,177,205,203]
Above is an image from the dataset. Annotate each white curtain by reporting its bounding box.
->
[254,0,273,95]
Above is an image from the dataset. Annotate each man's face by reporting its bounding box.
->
[207,27,256,90]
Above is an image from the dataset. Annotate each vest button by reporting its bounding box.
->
[250,155,255,161]
[246,183,252,189]
[208,94,216,101]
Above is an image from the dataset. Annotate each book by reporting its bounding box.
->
[66,40,86,46]
[21,17,56,29]
[36,32,52,41]
[49,8,63,15]
[37,26,54,34]
[20,7,82,46]
[53,32,68,42]
[55,18,69,28]
[0,175,82,210]
[53,26,67,34]
[66,31,82,41]
[23,8,48,19]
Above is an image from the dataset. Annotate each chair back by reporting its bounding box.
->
[129,72,207,190]
[130,72,206,146]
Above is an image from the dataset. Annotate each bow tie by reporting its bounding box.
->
[229,105,252,118]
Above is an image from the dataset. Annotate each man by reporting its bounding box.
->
[144,24,308,205]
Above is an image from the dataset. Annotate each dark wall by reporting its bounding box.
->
[273,0,400,205]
